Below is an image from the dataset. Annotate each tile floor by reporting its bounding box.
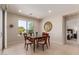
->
[0,42,79,55]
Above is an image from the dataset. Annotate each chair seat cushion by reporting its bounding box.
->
[26,40,33,44]
[38,41,45,44]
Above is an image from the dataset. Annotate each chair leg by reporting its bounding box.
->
[37,43,39,48]
[33,43,35,52]
[46,44,48,49]
[30,43,31,47]
[48,38,50,46]
[24,43,26,48]
[49,41,50,46]
[26,44,28,51]
[42,45,44,51]
[24,40,26,47]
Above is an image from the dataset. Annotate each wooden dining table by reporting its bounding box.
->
[26,35,50,52]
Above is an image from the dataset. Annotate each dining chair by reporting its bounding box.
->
[23,33,34,50]
[42,32,50,46]
[23,33,27,47]
[37,36,48,51]
[29,32,35,37]
[36,32,38,37]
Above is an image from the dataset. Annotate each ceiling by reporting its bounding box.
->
[6,4,79,19]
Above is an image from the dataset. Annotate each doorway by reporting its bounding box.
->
[63,14,78,45]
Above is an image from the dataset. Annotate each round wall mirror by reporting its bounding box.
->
[44,21,52,32]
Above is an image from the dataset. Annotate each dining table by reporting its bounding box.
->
[26,34,50,52]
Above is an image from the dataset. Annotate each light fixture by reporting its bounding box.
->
[18,10,22,13]
[48,10,52,13]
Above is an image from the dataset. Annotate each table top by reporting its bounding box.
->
[29,36,42,39]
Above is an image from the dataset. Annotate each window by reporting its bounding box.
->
[18,20,34,35]
[28,21,34,33]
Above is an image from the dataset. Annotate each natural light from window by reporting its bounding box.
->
[18,20,34,35]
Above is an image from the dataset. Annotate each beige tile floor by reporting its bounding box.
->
[1,42,79,55]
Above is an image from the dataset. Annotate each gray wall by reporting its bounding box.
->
[7,12,40,47]
[40,16,64,45]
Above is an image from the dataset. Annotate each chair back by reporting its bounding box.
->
[29,33,33,36]
[42,32,50,44]
[27,37,34,43]
[36,32,38,37]
[42,32,49,37]
[42,36,48,44]
[23,33,34,43]
[37,36,47,44]
[23,33,27,41]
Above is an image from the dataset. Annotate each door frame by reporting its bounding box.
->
[63,16,67,44]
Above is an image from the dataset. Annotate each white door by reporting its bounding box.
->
[0,9,2,50]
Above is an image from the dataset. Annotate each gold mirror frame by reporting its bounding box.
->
[44,21,52,32]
